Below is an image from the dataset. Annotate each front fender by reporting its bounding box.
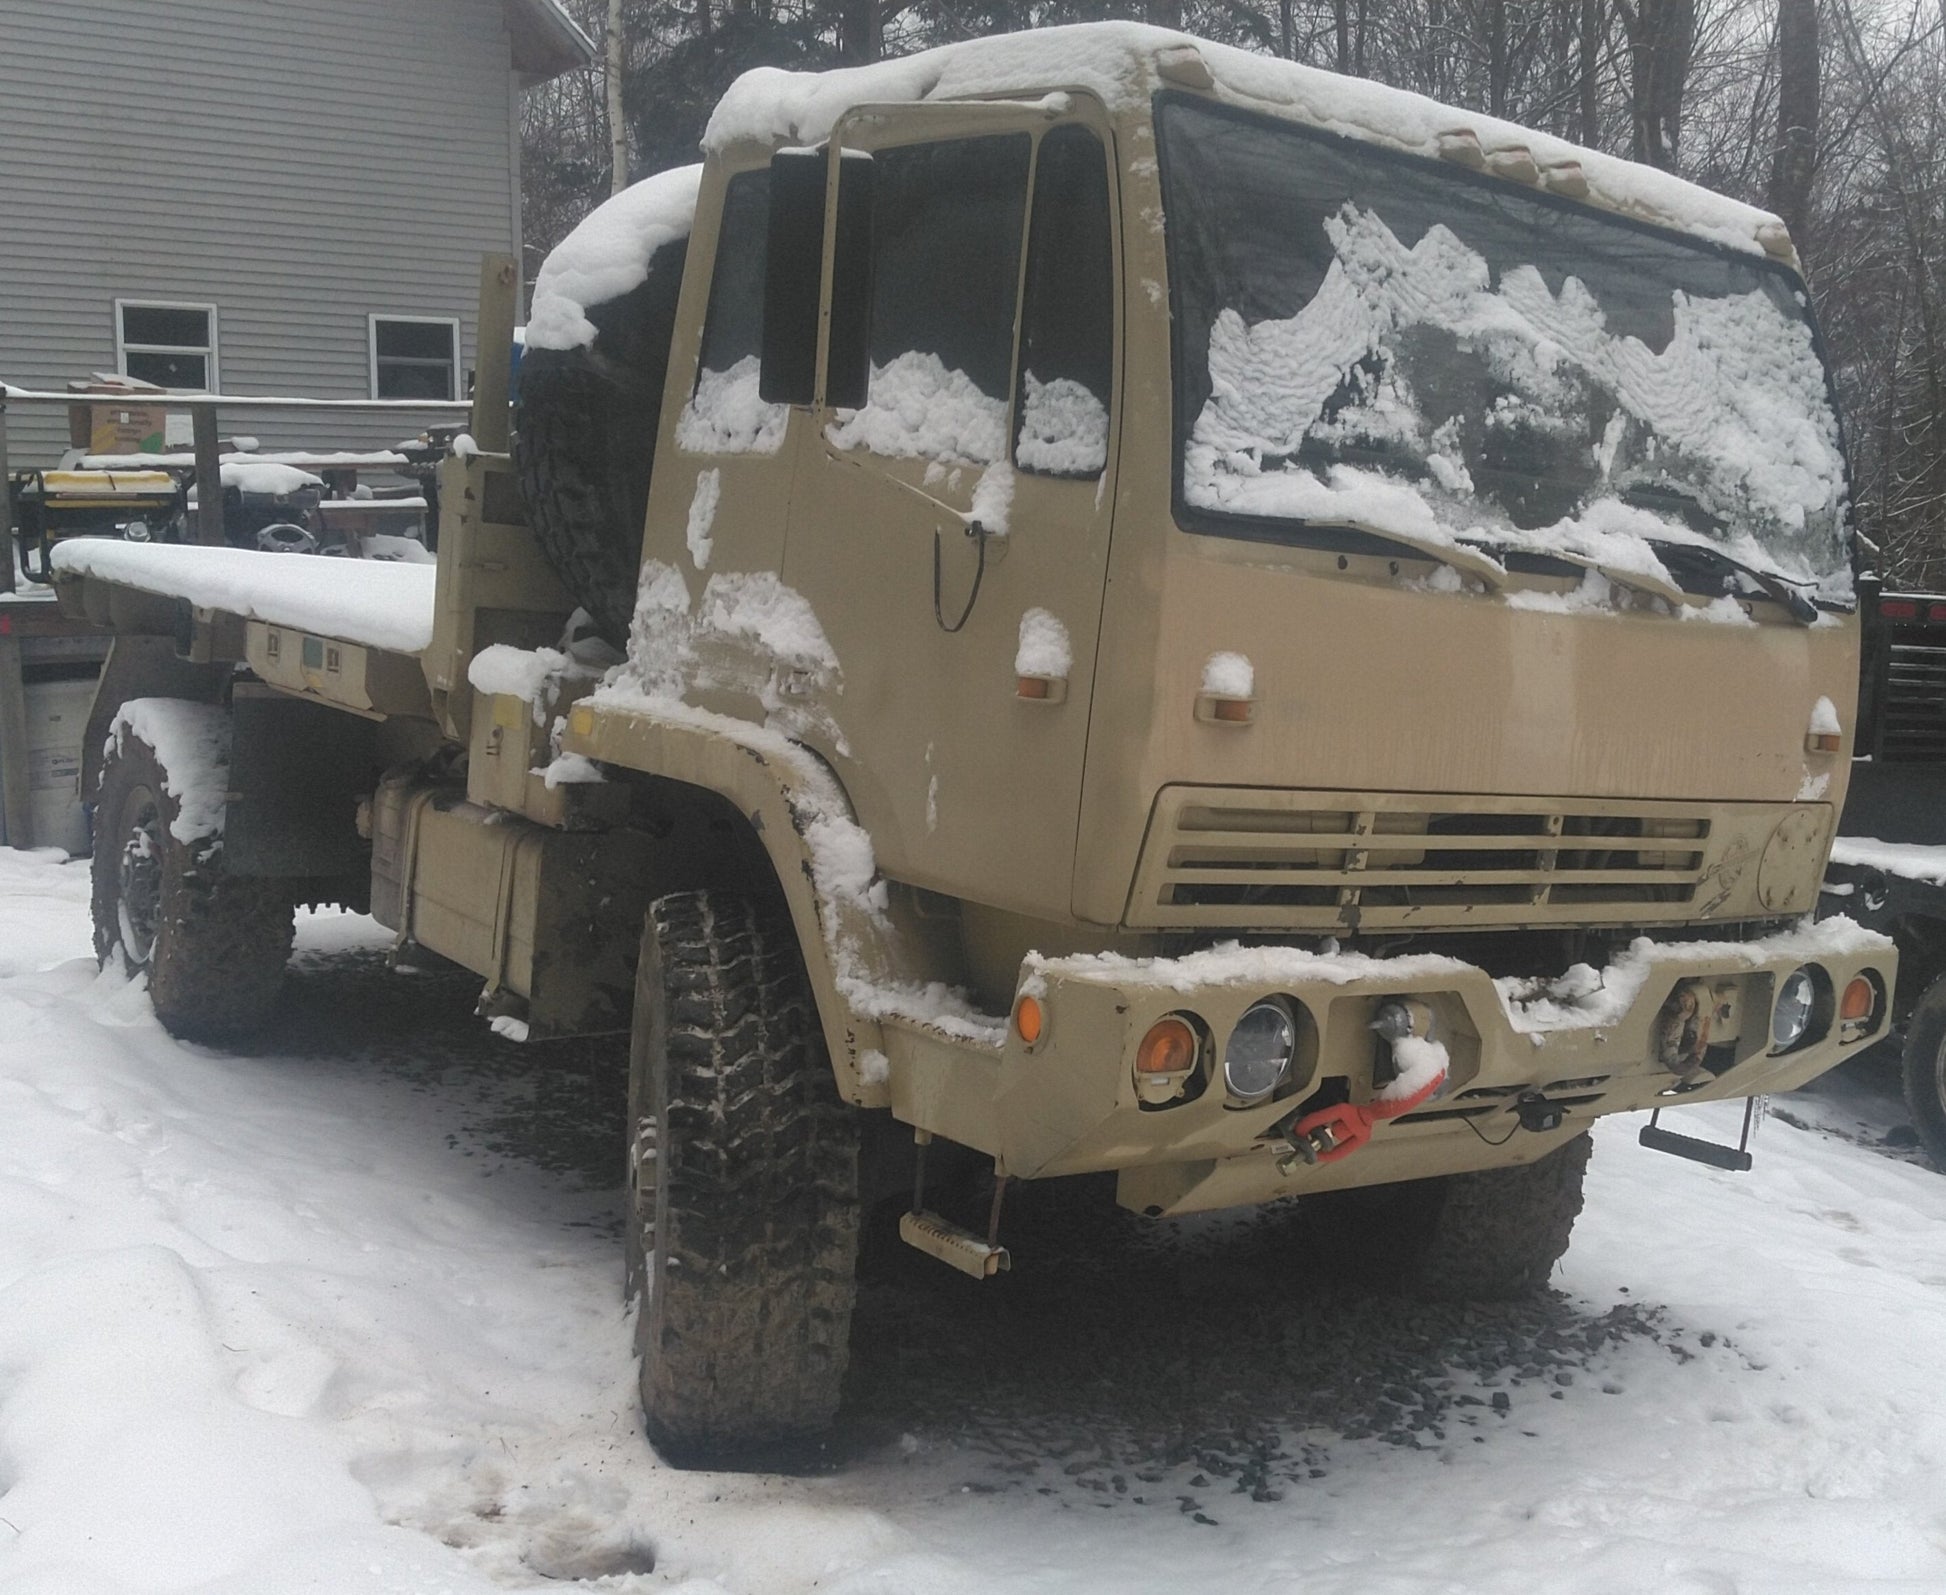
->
[562,694,917,1106]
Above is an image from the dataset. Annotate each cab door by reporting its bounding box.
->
[779,109,1122,922]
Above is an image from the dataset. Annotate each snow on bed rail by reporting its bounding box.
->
[705,22,1783,255]
[51,541,436,654]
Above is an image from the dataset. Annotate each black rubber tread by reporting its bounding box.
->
[1411,1134,1593,1299]
[93,721,295,1042]
[1900,972,1946,1169]
[514,249,684,646]
[515,350,659,645]
[627,888,861,1467]
[1300,1133,1592,1301]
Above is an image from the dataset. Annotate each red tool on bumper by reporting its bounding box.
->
[1280,1069,1448,1166]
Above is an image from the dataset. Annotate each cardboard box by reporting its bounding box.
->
[65,376,171,457]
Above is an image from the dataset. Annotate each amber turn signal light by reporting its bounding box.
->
[1840,975,1876,1023]
[1014,993,1045,1045]
[1806,731,1841,754]
[1136,1016,1198,1075]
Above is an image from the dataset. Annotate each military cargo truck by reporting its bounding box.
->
[54,23,1894,1467]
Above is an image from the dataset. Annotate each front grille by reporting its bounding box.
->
[1129,789,1714,931]
[1879,642,1946,760]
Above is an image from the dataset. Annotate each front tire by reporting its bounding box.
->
[1901,972,1946,1169]
[627,889,861,1467]
[92,702,294,1041]
[1301,1134,1592,1300]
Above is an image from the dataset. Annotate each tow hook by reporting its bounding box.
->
[1276,998,1449,1171]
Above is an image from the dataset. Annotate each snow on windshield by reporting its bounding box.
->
[1185,203,1847,588]
[1160,97,1850,597]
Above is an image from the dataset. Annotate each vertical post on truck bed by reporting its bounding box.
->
[0,395,14,594]
[471,254,518,456]
[192,403,224,547]
[0,628,30,848]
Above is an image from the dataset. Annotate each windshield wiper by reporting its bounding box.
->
[1615,484,1823,624]
[1334,522,1511,591]
[1463,537,1688,608]
[1638,536,1821,625]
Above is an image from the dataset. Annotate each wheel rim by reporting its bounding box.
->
[116,784,164,966]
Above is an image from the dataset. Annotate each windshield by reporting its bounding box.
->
[1156,96,1852,599]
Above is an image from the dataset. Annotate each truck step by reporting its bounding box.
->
[1637,1097,1763,1172]
[899,1210,1011,1279]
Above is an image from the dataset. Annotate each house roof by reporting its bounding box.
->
[507,0,596,86]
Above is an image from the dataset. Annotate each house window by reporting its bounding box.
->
[369,316,460,400]
[116,301,217,390]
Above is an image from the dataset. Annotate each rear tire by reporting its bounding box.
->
[1301,1134,1592,1300]
[1900,972,1946,1169]
[92,704,294,1041]
[627,888,861,1467]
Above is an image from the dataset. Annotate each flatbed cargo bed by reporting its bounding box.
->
[51,540,435,655]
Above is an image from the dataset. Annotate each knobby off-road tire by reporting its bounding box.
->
[515,257,683,646]
[92,709,294,1041]
[627,889,862,1467]
[1900,972,1946,1169]
[1303,1133,1592,1301]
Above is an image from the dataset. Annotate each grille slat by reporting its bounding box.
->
[1131,788,1724,930]
[1881,642,1946,758]
[1162,866,1703,888]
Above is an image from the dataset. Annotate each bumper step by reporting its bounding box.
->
[1637,1097,1763,1172]
[900,1210,1011,1279]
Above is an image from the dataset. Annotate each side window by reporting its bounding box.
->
[370,316,459,400]
[1016,126,1113,478]
[677,169,787,455]
[827,133,1031,466]
[117,301,217,390]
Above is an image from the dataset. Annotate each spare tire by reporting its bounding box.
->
[516,236,688,644]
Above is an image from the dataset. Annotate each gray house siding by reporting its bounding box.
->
[1,0,528,464]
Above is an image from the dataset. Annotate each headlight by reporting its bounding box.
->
[1224,998,1297,1102]
[1772,966,1817,1051]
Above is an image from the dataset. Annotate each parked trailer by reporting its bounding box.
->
[1822,583,1946,1164]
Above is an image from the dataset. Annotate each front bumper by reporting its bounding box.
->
[974,920,1894,1215]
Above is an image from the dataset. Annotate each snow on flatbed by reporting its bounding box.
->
[2,844,1946,1592]
[51,539,436,654]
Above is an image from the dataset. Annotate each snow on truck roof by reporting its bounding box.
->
[51,541,435,655]
[703,23,1786,255]
[528,25,1789,355]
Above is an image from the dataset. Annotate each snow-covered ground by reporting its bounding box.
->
[2,844,1945,1593]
